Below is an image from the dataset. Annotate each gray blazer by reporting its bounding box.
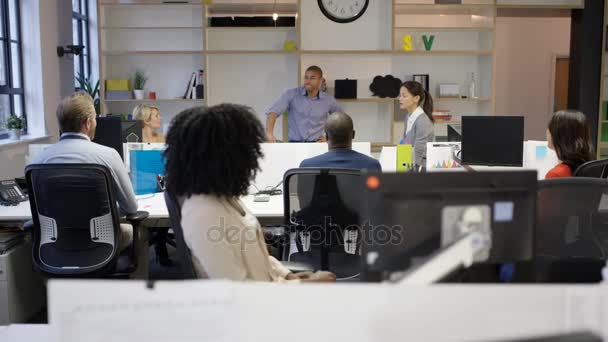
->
[403,114,435,167]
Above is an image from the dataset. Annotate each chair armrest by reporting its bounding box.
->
[263,226,289,260]
[125,211,149,228]
[281,261,314,273]
[262,226,286,238]
[22,220,34,232]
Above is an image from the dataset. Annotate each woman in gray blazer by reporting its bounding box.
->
[399,81,435,168]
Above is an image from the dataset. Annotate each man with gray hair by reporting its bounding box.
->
[31,92,137,251]
[299,112,381,171]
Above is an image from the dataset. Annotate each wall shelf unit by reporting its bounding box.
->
[495,0,584,9]
[101,26,204,30]
[436,97,493,102]
[204,50,297,55]
[300,50,493,55]
[99,0,208,131]
[394,27,495,31]
[102,50,205,55]
[206,2,298,16]
[336,98,396,103]
[206,27,295,31]
[97,0,497,147]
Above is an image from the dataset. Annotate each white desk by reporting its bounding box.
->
[379,146,397,172]
[136,193,284,221]
[32,280,608,341]
[0,202,31,221]
[122,142,371,195]
[0,189,286,277]
[6,142,377,222]
[469,165,533,171]
[252,142,371,192]
[0,324,50,342]
[0,193,284,222]
[380,141,557,180]
[380,146,512,174]
[0,193,284,280]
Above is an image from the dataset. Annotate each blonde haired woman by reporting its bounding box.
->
[132,104,165,143]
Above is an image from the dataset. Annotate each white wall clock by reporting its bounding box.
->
[318,0,369,24]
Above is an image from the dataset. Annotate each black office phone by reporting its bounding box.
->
[0,179,27,206]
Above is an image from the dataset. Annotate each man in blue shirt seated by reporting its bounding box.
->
[299,112,382,171]
[31,92,138,252]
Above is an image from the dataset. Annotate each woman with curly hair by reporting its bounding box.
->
[164,104,335,282]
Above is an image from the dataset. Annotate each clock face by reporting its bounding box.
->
[318,0,369,24]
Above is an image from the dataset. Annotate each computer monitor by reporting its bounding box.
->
[129,149,164,195]
[447,124,462,142]
[93,117,143,159]
[461,116,524,166]
[122,120,143,143]
[360,171,537,282]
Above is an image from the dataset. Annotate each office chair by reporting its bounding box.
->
[534,178,608,283]
[25,164,148,277]
[283,168,363,280]
[148,227,176,267]
[163,189,197,279]
[163,187,312,279]
[573,159,608,179]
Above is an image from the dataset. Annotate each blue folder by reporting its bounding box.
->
[129,150,165,195]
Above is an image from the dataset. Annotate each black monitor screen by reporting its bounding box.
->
[94,117,143,159]
[462,116,524,166]
[121,120,143,143]
[360,171,536,282]
[447,124,462,142]
[94,117,123,158]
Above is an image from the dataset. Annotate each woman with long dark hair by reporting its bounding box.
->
[399,81,435,168]
[545,110,594,178]
[164,104,335,282]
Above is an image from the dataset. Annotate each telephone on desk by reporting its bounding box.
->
[0,179,28,206]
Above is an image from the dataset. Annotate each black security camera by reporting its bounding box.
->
[57,45,85,57]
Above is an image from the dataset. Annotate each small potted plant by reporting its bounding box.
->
[132,69,148,100]
[76,72,100,115]
[6,114,24,140]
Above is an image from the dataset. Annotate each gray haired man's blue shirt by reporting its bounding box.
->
[30,132,138,215]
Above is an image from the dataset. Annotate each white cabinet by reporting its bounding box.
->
[0,239,45,324]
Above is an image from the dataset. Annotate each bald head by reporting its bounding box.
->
[325,112,355,149]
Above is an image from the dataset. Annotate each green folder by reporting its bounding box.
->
[397,144,414,172]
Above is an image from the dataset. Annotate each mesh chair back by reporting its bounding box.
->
[574,159,608,179]
[25,164,121,275]
[284,168,363,279]
[164,190,197,279]
[536,178,608,282]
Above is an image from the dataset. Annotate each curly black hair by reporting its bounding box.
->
[164,104,265,198]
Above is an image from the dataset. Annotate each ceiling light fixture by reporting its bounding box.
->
[272,0,278,21]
